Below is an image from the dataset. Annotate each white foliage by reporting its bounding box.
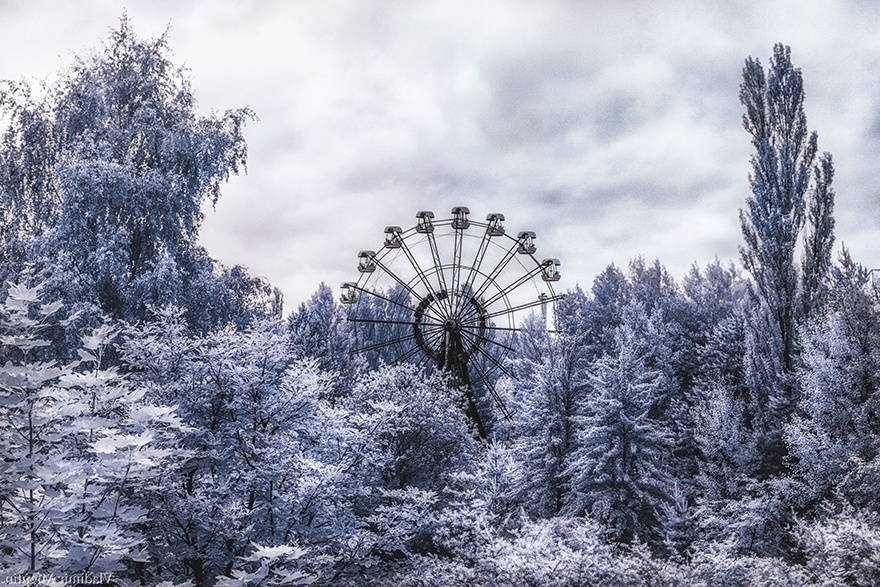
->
[0,283,182,576]
[797,508,880,586]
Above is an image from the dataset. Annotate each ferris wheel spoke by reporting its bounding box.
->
[355,277,445,324]
[346,317,419,327]
[422,324,446,342]
[370,255,427,305]
[451,225,465,314]
[422,292,457,324]
[414,324,446,353]
[417,331,445,366]
[482,325,526,332]
[419,326,447,350]
[413,350,435,372]
[471,343,518,381]
[425,230,454,316]
[393,342,430,367]
[470,359,512,421]
[455,324,485,350]
[471,238,521,301]
[397,236,447,310]
[350,332,419,356]
[482,263,546,308]
[458,326,516,353]
[392,325,442,366]
[460,225,494,308]
[478,323,560,334]
[484,294,563,320]
[349,285,419,315]
[453,296,494,325]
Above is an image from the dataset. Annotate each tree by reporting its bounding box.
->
[788,312,870,507]
[796,507,880,586]
[739,43,817,380]
[508,313,586,517]
[0,282,72,574]
[788,249,880,514]
[583,264,632,361]
[628,257,677,315]
[288,283,351,377]
[0,17,274,333]
[0,81,59,274]
[627,258,706,487]
[563,304,673,546]
[801,151,836,319]
[121,309,320,586]
[345,364,478,493]
[0,283,182,577]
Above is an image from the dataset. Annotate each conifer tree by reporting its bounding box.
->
[509,313,586,517]
[563,304,673,545]
[288,282,351,376]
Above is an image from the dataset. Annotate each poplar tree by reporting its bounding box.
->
[739,43,817,379]
[801,152,836,319]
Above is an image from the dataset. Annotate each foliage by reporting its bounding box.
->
[739,42,817,377]
[801,152,836,318]
[0,282,182,578]
[1,26,878,586]
[508,313,586,517]
[562,304,673,546]
[0,17,277,333]
[796,508,880,586]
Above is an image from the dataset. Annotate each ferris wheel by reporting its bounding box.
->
[340,206,562,438]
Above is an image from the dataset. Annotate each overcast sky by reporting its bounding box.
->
[2,0,880,309]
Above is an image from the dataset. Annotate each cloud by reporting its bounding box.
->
[4,0,880,308]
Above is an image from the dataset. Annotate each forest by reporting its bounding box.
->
[2,19,879,587]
